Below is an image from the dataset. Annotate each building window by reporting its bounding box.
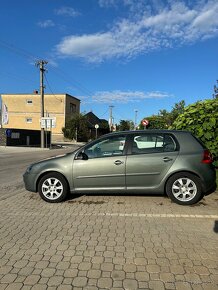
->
[11,132,20,139]
[26,118,32,123]
[26,99,33,105]
[70,103,76,113]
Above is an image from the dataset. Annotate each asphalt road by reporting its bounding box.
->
[0,145,80,200]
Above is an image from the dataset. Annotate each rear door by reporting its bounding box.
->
[126,133,179,189]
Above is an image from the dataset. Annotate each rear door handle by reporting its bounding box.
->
[163,157,173,162]
[114,160,124,165]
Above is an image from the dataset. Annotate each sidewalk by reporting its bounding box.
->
[0,142,85,154]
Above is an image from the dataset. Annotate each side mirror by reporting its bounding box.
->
[76,152,88,160]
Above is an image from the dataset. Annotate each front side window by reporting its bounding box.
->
[131,133,176,154]
[84,135,127,159]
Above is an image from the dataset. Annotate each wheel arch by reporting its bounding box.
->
[36,171,70,193]
[164,170,202,196]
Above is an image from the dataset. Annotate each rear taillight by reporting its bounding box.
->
[202,149,213,164]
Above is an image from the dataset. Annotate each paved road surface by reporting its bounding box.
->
[0,146,79,200]
[0,146,217,290]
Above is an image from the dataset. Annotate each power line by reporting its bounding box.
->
[0,71,36,85]
[44,74,63,102]
[0,39,41,62]
[49,66,95,98]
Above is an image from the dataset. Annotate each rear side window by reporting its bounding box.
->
[131,133,177,154]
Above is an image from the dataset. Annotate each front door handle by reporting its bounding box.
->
[163,157,173,162]
[114,160,124,165]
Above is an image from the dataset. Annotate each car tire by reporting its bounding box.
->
[38,172,68,203]
[166,172,203,205]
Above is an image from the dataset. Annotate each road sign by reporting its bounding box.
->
[41,117,56,129]
[6,129,12,137]
[141,119,149,126]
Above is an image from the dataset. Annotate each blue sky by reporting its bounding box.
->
[0,0,217,124]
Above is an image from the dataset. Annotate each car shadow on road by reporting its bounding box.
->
[66,192,168,203]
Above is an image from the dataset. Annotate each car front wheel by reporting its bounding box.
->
[38,172,68,203]
[166,172,203,205]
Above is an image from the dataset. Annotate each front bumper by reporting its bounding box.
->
[23,172,38,192]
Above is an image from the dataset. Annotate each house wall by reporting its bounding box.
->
[1,94,80,141]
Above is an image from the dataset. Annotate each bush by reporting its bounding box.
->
[172,99,218,162]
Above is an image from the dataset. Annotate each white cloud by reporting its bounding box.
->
[90,90,173,104]
[56,1,218,62]
[98,0,117,8]
[37,20,55,28]
[55,7,80,17]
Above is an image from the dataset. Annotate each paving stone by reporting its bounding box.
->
[23,275,41,285]
[72,277,88,287]
[111,270,125,280]
[123,263,137,273]
[41,268,56,277]
[175,282,193,290]
[64,268,78,278]
[1,274,17,283]
[97,277,113,289]
[123,279,138,290]
[31,285,47,290]
[146,264,161,273]
[78,262,91,271]
[4,283,23,290]
[135,271,149,281]
[87,269,101,279]
[149,280,165,290]
[101,263,114,271]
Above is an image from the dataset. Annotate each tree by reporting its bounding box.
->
[138,115,166,130]
[139,101,186,130]
[62,113,89,142]
[117,120,134,131]
[172,99,218,161]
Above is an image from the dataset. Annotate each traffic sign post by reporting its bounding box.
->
[95,124,99,139]
[41,117,56,148]
[141,119,149,129]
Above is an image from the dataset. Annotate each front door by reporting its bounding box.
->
[73,135,127,192]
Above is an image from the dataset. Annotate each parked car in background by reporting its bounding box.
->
[23,130,216,205]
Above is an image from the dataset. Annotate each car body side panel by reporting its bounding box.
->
[72,156,126,191]
[126,151,179,190]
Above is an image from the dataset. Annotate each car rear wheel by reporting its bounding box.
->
[166,172,203,205]
[38,173,68,203]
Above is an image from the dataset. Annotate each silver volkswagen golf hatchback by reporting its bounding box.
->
[23,130,216,205]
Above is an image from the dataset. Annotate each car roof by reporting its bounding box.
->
[103,129,191,137]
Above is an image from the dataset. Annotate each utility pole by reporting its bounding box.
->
[134,109,138,130]
[109,105,114,132]
[36,60,48,148]
[213,80,218,99]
